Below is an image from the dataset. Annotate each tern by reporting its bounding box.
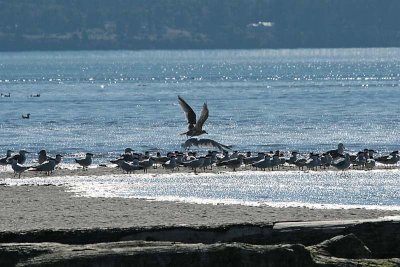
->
[0,150,13,166]
[10,159,30,178]
[216,154,244,171]
[30,159,56,175]
[178,95,209,137]
[9,150,30,165]
[332,153,351,171]
[75,153,93,170]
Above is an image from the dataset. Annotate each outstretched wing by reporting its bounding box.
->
[195,103,209,129]
[198,138,232,151]
[182,138,199,149]
[178,96,196,127]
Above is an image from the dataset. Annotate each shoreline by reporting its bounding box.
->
[1,184,399,233]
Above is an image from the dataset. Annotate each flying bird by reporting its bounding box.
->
[178,95,209,137]
[182,138,231,151]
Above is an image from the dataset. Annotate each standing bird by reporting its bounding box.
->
[332,153,351,171]
[75,153,93,170]
[30,159,56,176]
[326,143,345,159]
[216,154,244,171]
[37,150,48,164]
[178,95,209,137]
[0,150,13,166]
[9,150,30,165]
[10,159,30,178]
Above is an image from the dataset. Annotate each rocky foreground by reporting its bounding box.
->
[1,218,400,266]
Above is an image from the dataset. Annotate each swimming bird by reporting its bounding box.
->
[0,150,13,166]
[75,153,93,170]
[30,159,56,175]
[10,159,30,178]
[326,143,345,159]
[332,153,351,171]
[9,150,30,165]
[182,138,231,151]
[178,95,209,137]
[216,154,244,171]
[22,113,30,119]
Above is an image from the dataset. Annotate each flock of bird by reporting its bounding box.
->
[1,96,399,177]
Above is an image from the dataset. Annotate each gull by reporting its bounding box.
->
[332,153,351,171]
[9,150,30,165]
[0,150,13,166]
[30,159,56,176]
[182,138,231,151]
[216,154,244,171]
[326,143,345,159]
[75,153,93,170]
[178,95,209,137]
[10,159,30,178]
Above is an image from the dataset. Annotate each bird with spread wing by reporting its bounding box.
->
[178,95,209,137]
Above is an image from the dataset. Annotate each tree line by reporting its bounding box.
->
[0,0,399,51]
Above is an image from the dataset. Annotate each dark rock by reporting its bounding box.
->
[0,241,315,267]
[315,233,372,259]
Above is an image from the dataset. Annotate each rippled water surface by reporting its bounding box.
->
[1,48,400,208]
[3,169,400,210]
[1,48,400,161]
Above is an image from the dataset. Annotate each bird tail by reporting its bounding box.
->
[75,159,79,163]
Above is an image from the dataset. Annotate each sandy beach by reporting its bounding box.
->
[1,165,399,233]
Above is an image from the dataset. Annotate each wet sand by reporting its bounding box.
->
[1,165,399,233]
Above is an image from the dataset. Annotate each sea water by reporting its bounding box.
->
[1,48,400,208]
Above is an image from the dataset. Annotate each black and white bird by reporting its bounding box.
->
[0,150,13,166]
[216,154,244,171]
[375,151,399,167]
[178,95,209,137]
[332,153,351,171]
[9,150,30,165]
[326,143,345,159]
[75,153,93,170]
[10,159,30,178]
[30,159,56,175]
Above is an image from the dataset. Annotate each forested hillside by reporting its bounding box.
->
[0,0,399,50]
